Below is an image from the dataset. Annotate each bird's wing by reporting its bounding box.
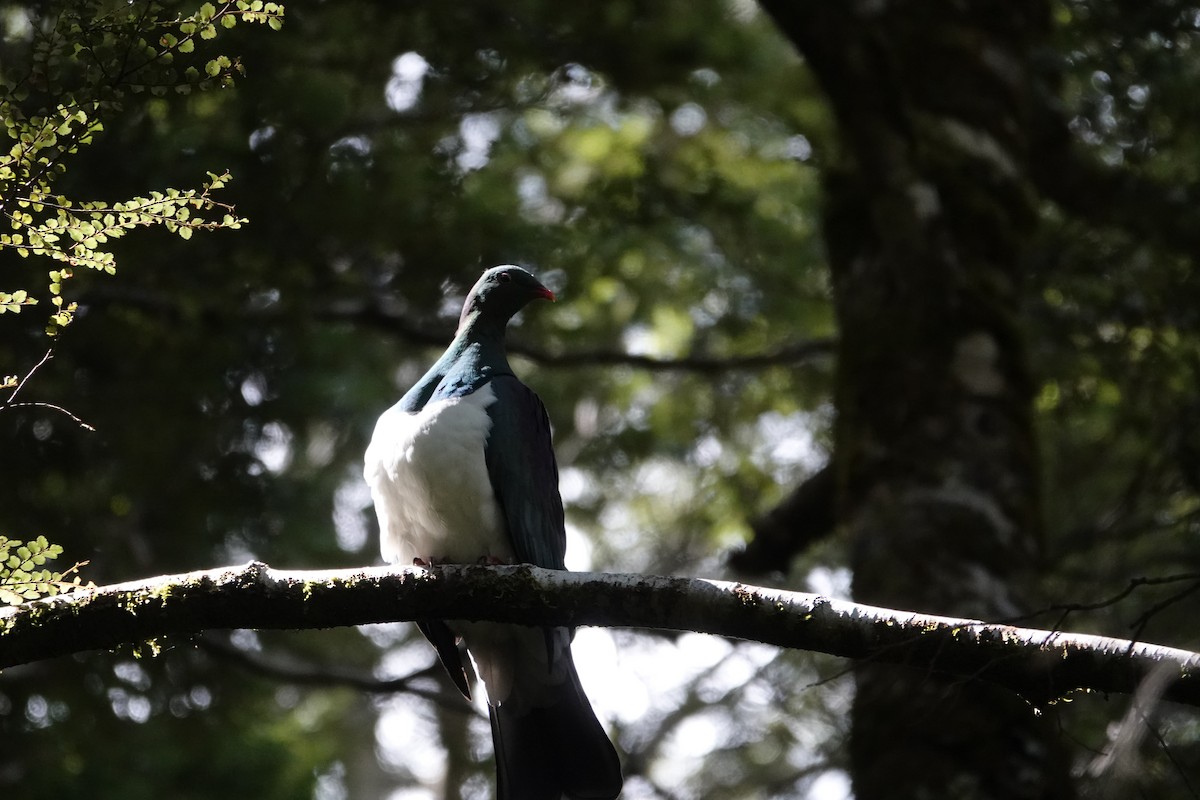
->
[483,374,567,570]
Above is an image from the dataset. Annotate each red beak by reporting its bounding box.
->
[537,286,556,302]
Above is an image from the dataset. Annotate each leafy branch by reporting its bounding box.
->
[0,535,92,606]
[0,0,284,631]
[2,171,244,329]
[0,0,284,334]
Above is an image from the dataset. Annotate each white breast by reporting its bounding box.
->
[364,383,512,566]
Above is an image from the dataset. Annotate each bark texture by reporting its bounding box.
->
[3,562,1199,707]
[759,2,1073,797]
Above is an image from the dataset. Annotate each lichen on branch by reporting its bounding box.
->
[1,561,1197,710]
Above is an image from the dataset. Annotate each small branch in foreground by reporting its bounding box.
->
[2,401,96,431]
[1,347,96,430]
[1,562,1197,708]
[4,347,55,406]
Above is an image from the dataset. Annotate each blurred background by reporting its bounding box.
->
[2,1,1199,798]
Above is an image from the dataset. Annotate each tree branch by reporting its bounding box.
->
[195,635,472,708]
[2,562,1198,708]
[0,346,96,430]
[728,463,837,575]
[79,287,836,374]
[333,301,836,373]
[1030,106,1200,257]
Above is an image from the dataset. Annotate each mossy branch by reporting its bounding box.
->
[1,561,1197,708]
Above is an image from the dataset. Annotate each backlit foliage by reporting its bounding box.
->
[0,0,283,334]
[0,535,90,605]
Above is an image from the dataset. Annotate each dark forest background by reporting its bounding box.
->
[3,1,1200,798]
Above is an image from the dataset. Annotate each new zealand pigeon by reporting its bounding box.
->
[364,265,623,800]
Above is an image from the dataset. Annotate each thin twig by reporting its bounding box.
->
[1128,578,1200,648]
[1144,712,1200,799]
[2,347,96,431]
[1004,573,1200,628]
[5,402,96,431]
[6,347,55,405]
[197,634,478,714]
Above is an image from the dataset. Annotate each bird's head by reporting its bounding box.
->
[458,265,555,334]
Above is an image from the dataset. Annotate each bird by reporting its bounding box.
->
[364,265,623,800]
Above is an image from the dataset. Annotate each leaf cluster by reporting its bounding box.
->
[0,533,91,605]
[0,0,283,334]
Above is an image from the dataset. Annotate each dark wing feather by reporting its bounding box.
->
[416,620,471,700]
[483,375,566,570]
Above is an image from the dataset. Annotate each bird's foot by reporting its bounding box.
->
[476,554,508,566]
[412,556,445,568]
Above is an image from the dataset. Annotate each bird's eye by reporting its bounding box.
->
[498,272,511,283]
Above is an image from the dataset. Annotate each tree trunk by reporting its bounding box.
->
[760,2,1075,797]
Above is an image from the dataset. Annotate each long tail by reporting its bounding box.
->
[489,656,622,800]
